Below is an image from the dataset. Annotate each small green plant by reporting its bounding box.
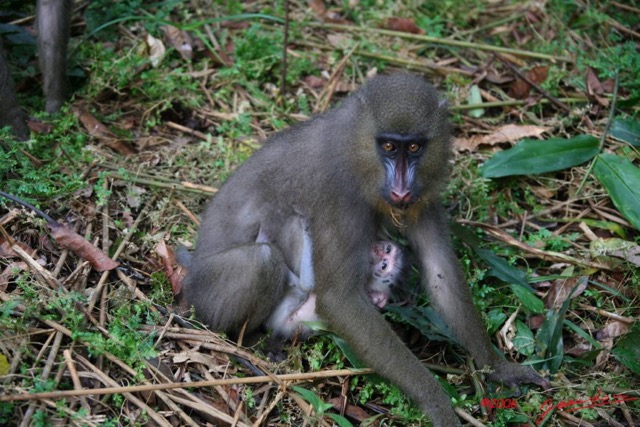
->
[291,386,353,427]
[0,113,87,203]
[357,379,425,422]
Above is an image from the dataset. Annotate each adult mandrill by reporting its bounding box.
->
[183,73,547,425]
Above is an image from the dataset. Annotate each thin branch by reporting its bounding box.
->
[497,54,572,113]
[0,368,374,402]
[307,22,573,62]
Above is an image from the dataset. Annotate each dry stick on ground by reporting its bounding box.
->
[496,200,582,229]
[455,407,486,427]
[307,22,573,62]
[316,43,359,113]
[100,163,218,195]
[166,120,209,140]
[253,387,287,427]
[12,244,109,335]
[296,40,473,77]
[115,359,200,427]
[280,0,290,100]
[63,349,92,413]
[577,303,635,324]
[0,294,199,425]
[454,97,588,111]
[75,354,172,427]
[496,54,572,113]
[19,331,63,427]
[0,368,374,402]
[457,220,612,270]
[166,394,251,427]
[87,194,155,312]
[197,365,252,426]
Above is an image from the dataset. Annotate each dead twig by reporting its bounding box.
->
[458,220,612,270]
[0,368,374,402]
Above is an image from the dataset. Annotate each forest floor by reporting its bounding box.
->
[0,1,639,426]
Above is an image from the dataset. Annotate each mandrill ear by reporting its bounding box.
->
[438,98,448,109]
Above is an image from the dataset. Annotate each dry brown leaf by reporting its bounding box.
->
[162,25,193,61]
[303,75,325,89]
[509,66,548,99]
[328,397,371,422]
[0,261,28,290]
[383,17,425,34]
[595,321,629,341]
[48,223,119,272]
[156,240,185,296]
[544,277,588,310]
[72,106,137,155]
[454,124,549,151]
[309,0,327,17]
[586,67,603,96]
[585,67,611,107]
[26,119,54,134]
[72,105,116,139]
[0,240,34,258]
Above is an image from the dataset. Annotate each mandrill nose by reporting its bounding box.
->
[390,190,412,205]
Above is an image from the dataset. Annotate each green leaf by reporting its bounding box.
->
[385,305,456,343]
[535,310,564,373]
[487,309,507,334]
[512,320,535,356]
[610,118,640,146]
[292,386,333,413]
[330,335,365,369]
[475,249,529,288]
[327,413,355,427]
[593,153,640,230]
[612,323,640,375]
[481,135,599,178]
[510,284,545,314]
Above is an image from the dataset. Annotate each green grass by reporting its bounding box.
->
[0,0,638,424]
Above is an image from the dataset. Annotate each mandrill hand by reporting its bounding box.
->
[486,360,550,394]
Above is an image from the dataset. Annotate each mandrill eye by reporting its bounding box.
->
[408,143,421,153]
[382,142,396,152]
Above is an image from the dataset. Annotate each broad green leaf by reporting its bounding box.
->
[487,309,507,334]
[330,335,365,369]
[327,414,355,427]
[610,118,640,146]
[535,310,564,373]
[475,249,529,288]
[385,305,456,343]
[509,284,545,314]
[593,153,640,230]
[564,319,601,348]
[292,386,334,413]
[535,283,579,373]
[512,319,535,356]
[481,135,599,178]
[612,323,640,375]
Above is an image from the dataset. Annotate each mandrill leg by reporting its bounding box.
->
[185,243,290,336]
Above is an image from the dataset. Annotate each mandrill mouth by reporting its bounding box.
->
[385,193,416,209]
[390,189,413,206]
